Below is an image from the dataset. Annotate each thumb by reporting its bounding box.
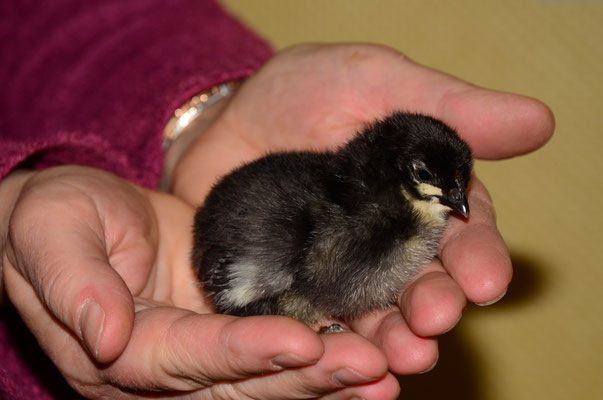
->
[104,309,324,392]
[385,51,555,159]
[4,252,134,364]
[434,85,555,159]
[4,181,136,363]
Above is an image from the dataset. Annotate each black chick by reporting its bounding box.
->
[192,112,473,327]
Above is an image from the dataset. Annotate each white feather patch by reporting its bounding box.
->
[220,261,264,307]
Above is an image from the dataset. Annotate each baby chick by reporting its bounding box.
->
[192,112,472,328]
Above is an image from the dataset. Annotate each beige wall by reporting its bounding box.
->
[222,1,603,399]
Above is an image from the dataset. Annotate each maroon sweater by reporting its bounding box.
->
[0,1,271,397]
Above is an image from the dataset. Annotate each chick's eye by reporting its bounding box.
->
[416,168,433,182]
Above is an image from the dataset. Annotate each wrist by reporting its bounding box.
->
[0,169,36,305]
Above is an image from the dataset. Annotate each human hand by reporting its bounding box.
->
[172,44,554,375]
[1,166,398,399]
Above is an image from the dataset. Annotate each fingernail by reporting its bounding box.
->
[79,298,105,359]
[476,287,508,306]
[270,353,317,370]
[332,367,373,387]
[419,351,439,374]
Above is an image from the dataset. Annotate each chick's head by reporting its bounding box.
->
[343,113,473,217]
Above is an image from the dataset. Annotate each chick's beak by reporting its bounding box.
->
[438,188,469,218]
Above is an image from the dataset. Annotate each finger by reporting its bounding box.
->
[216,330,391,400]
[320,373,401,400]
[347,309,439,376]
[439,177,513,305]
[434,84,555,159]
[5,175,137,362]
[104,310,324,392]
[363,44,556,159]
[399,262,467,337]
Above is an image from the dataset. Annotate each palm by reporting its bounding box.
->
[4,167,199,385]
[5,166,396,398]
[223,45,392,150]
[172,43,554,375]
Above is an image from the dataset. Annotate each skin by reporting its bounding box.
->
[0,44,554,399]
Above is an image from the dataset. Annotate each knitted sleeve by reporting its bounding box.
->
[0,0,272,188]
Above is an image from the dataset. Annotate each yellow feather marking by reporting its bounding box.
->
[417,183,443,197]
[401,187,449,225]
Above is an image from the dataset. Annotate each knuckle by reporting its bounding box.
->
[207,383,258,400]
[41,263,76,318]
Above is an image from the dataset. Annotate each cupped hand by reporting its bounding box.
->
[172,43,554,375]
[1,166,397,399]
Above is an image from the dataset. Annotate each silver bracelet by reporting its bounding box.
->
[162,81,240,150]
